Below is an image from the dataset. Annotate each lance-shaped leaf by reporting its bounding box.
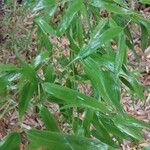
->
[43,65,55,83]
[112,115,144,140]
[91,53,115,72]
[35,18,56,36]
[40,106,60,132]
[32,51,50,68]
[35,18,55,51]
[0,78,7,93]
[119,68,145,100]
[0,64,18,73]
[92,115,118,148]
[66,18,81,53]
[113,0,127,6]
[18,82,36,117]
[112,14,139,60]
[113,114,150,129]
[100,116,129,140]
[42,83,110,113]
[113,123,143,141]
[76,17,84,47]
[21,61,37,82]
[83,57,122,112]
[76,25,122,59]
[80,2,92,31]
[67,28,80,53]
[0,132,21,150]
[83,110,94,136]
[27,129,113,150]
[140,24,149,52]
[76,19,107,59]
[89,0,133,14]
[139,0,150,4]
[115,34,127,74]
[57,0,83,35]
[33,0,56,17]
[38,28,53,51]
[131,15,150,33]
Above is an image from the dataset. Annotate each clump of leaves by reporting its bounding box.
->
[0,0,150,149]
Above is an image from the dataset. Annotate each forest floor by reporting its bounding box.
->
[0,2,150,150]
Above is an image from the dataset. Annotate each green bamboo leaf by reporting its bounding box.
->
[57,0,83,35]
[143,146,150,150]
[77,26,122,59]
[103,2,132,14]
[43,65,55,83]
[113,123,143,140]
[89,5,101,22]
[83,110,94,136]
[113,0,127,6]
[0,78,7,93]
[113,114,150,129]
[27,129,113,150]
[113,115,144,140]
[80,3,92,31]
[75,19,107,59]
[76,17,84,47]
[0,72,20,83]
[120,69,144,100]
[21,61,37,82]
[126,39,139,61]
[119,76,134,91]
[32,51,50,68]
[67,29,80,53]
[40,106,60,132]
[33,0,56,17]
[90,19,108,39]
[83,57,122,112]
[115,34,127,74]
[91,53,115,72]
[92,115,118,148]
[131,15,150,33]
[127,76,144,100]
[18,82,36,117]
[100,116,128,140]
[35,18,56,51]
[35,19,55,51]
[112,14,139,60]
[0,132,21,150]
[73,117,84,136]
[35,18,56,36]
[38,29,53,51]
[141,24,149,52]
[90,0,133,14]
[34,0,55,10]
[112,15,131,39]
[139,0,150,4]
[0,64,18,73]
[42,83,110,113]
[27,130,69,150]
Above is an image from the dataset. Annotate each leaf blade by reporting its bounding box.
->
[57,0,83,35]
[27,129,113,150]
[83,57,122,112]
[18,82,36,117]
[77,26,123,59]
[42,83,110,113]
[40,106,60,132]
[0,132,21,150]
